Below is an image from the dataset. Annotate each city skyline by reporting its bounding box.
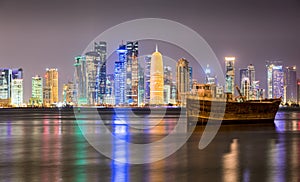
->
[1,0,299,101]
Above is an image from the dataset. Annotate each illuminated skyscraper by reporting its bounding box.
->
[176,58,189,106]
[285,66,297,103]
[241,77,250,100]
[85,51,99,105]
[115,44,127,105]
[138,65,144,106]
[225,57,235,96]
[266,61,284,99]
[0,69,12,100]
[297,79,300,105]
[43,68,58,106]
[73,56,87,105]
[205,64,217,84]
[94,41,107,104]
[150,45,164,105]
[164,66,172,104]
[62,81,75,104]
[144,55,151,104]
[125,41,139,105]
[189,67,193,91]
[31,75,43,106]
[104,74,115,105]
[11,79,23,106]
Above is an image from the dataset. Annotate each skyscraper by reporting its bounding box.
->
[94,41,107,104]
[144,55,151,104]
[297,79,300,105]
[285,66,297,104]
[266,61,284,99]
[225,57,235,96]
[44,68,58,106]
[0,69,12,100]
[189,67,193,91]
[73,56,87,105]
[150,45,164,105]
[164,66,172,104]
[125,41,139,105]
[115,44,127,105]
[138,65,144,106]
[11,79,23,106]
[205,64,217,84]
[62,81,75,104]
[176,58,189,106]
[85,51,99,105]
[31,75,43,106]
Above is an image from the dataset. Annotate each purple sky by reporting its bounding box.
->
[0,0,300,101]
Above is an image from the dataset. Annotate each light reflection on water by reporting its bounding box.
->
[0,110,299,181]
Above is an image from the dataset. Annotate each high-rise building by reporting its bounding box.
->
[176,58,189,106]
[205,64,217,84]
[74,56,87,105]
[266,61,284,99]
[94,41,107,104]
[104,74,115,105]
[164,66,172,104]
[0,69,12,100]
[144,55,151,104]
[62,81,75,104]
[11,79,23,106]
[43,68,58,106]
[297,79,300,105]
[85,51,99,105]
[150,45,164,105]
[138,65,144,106]
[241,77,250,100]
[31,75,43,106]
[125,41,139,105]
[247,64,255,87]
[225,57,235,96]
[284,66,297,104]
[115,44,127,105]
[189,67,193,91]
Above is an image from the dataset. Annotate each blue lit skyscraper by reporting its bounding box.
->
[74,56,87,105]
[115,44,127,105]
[144,55,151,104]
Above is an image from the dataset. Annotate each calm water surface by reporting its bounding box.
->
[0,109,300,181]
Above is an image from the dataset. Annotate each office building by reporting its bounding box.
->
[225,57,235,96]
[94,41,107,104]
[144,55,151,104]
[31,75,43,106]
[176,58,189,106]
[266,61,284,99]
[43,68,58,106]
[284,66,297,104]
[11,79,23,106]
[115,44,127,105]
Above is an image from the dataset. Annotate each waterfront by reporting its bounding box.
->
[0,109,300,181]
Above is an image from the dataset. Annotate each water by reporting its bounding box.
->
[0,108,300,181]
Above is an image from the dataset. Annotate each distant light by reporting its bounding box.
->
[225,57,236,61]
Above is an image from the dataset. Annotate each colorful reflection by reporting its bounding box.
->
[110,119,130,182]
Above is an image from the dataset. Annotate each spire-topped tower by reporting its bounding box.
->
[150,45,164,105]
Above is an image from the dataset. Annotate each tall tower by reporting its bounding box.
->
[176,58,189,106]
[0,69,12,100]
[74,56,87,105]
[285,66,297,103]
[150,45,164,105]
[44,68,58,106]
[225,57,235,96]
[94,41,107,104]
[266,61,284,99]
[32,75,43,106]
[164,66,172,104]
[85,51,99,105]
[144,55,151,104]
[115,44,127,105]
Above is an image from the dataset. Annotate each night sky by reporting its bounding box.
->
[0,0,299,101]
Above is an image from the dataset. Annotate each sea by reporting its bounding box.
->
[0,107,299,181]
